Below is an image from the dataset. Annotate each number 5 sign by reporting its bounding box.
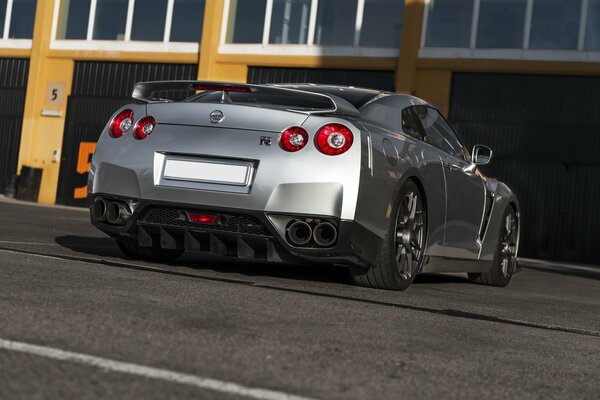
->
[45,82,66,107]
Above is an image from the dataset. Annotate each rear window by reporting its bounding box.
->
[188,90,334,111]
[297,88,379,108]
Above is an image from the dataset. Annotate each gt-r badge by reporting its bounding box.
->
[209,110,224,124]
[259,136,272,146]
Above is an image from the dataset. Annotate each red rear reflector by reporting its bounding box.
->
[193,84,251,93]
[188,213,218,225]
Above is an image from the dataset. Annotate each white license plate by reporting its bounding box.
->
[163,159,250,185]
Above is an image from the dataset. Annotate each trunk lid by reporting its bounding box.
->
[147,102,309,133]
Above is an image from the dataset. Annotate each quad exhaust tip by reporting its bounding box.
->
[287,221,313,246]
[313,222,338,247]
[93,198,131,226]
[105,201,132,225]
[286,219,338,248]
[91,199,107,221]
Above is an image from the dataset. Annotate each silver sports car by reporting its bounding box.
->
[89,81,520,291]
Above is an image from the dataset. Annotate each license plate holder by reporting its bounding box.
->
[162,157,252,186]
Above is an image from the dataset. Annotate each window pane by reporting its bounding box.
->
[402,107,424,139]
[530,0,581,50]
[476,0,526,48]
[0,0,7,35]
[131,0,168,41]
[425,0,473,48]
[585,0,600,50]
[414,106,465,159]
[170,0,205,42]
[360,0,404,47]
[269,0,310,44]
[315,0,357,46]
[58,0,91,40]
[9,0,37,39]
[93,0,128,40]
[227,0,266,43]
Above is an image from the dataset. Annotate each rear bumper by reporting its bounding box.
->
[90,194,381,266]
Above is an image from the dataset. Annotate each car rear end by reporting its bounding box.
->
[89,83,375,265]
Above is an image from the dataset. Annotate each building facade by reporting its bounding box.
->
[1,0,599,263]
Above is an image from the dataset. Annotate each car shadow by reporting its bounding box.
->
[55,235,123,257]
[54,234,472,287]
[55,234,353,285]
[414,273,470,284]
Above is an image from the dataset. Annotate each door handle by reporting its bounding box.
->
[442,162,462,171]
[443,161,475,174]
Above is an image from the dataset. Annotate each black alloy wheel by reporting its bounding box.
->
[469,206,518,287]
[351,180,427,291]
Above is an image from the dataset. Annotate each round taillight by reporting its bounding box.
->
[110,109,134,138]
[315,123,353,155]
[279,127,309,152]
[134,116,156,140]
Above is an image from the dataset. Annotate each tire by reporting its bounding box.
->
[350,180,427,291]
[468,205,518,287]
[116,237,183,262]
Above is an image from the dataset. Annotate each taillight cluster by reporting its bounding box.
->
[279,127,309,152]
[109,109,156,140]
[279,123,354,156]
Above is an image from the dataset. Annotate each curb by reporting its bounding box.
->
[519,257,600,274]
[0,195,88,212]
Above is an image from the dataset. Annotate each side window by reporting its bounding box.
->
[412,105,466,160]
[401,107,424,139]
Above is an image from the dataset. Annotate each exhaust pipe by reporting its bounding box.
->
[287,221,313,246]
[91,199,107,221]
[313,222,338,247]
[105,201,132,225]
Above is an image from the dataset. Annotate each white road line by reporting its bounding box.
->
[0,241,60,246]
[0,241,112,249]
[0,338,319,400]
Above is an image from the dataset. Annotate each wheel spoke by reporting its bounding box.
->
[394,188,425,281]
[404,250,413,279]
[502,258,508,276]
[410,239,420,252]
[504,214,513,240]
[396,244,403,262]
[408,193,417,225]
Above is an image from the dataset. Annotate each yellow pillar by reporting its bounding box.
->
[395,0,426,95]
[198,0,224,80]
[198,0,247,83]
[17,0,74,204]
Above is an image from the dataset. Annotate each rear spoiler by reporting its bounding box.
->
[132,80,360,117]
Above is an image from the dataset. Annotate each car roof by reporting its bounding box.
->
[271,84,428,110]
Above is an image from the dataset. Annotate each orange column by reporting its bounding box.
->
[395,0,426,95]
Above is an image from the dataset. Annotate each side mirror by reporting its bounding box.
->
[472,145,492,165]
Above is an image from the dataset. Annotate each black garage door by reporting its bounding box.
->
[248,66,395,92]
[0,58,29,194]
[449,72,600,264]
[56,61,198,207]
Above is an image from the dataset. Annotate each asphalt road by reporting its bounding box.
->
[1,197,599,400]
